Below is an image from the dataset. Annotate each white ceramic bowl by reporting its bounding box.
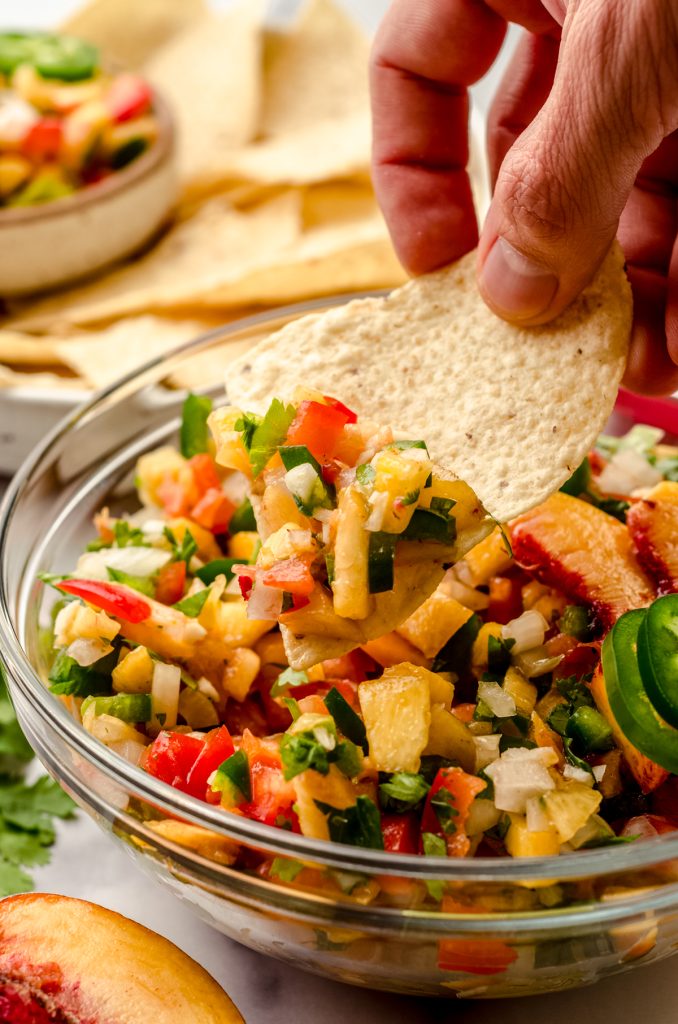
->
[0,90,176,297]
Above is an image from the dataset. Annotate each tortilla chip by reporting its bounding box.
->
[145,2,266,196]
[9,192,302,330]
[0,365,86,390]
[61,0,208,70]
[281,522,494,671]
[260,0,370,137]
[227,244,632,523]
[0,331,62,366]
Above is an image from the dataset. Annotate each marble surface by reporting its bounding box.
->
[9,1,678,1021]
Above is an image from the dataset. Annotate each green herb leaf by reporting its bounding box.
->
[228,498,257,534]
[113,521,145,548]
[421,832,446,900]
[356,463,376,487]
[196,558,238,585]
[556,675,594,708]
[106,566,155,597]
[560,457,591,497]
[270,856,304,882]
[48,648,117,698]
[180,393,212,459]
[163,526,197,566]
[333,740,363,779]
[239,399,296,477]
[430,787,459,835]
[174,588,211,617]
[282,696,302,721]
[270,667,309,698]
[392,440,429,453]
[314,796,384,849]
[324,687,367,751]
[280,731,331,780]
[379,771,430,812]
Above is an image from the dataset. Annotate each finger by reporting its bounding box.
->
[486,31,560,187]
[622,266,678,395]
[478,0,678,326]
[370,0,507,274]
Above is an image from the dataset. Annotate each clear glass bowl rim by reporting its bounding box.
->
[1,294,678,888]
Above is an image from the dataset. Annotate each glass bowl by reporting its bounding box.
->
[1,297,678,1000]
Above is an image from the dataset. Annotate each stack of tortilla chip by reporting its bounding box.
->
[0,0,411,392]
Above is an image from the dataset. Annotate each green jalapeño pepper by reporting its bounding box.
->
[637,594,678,728]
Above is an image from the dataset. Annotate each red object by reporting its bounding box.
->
[486,574,524,624]
[323,395,358,424]
[224,696,269,737]
[155,560,186,605]
[261,556,316,596]
[0,985,57,1024]
[239,730,296,826]
[621,814,678,839]
[142,731,204,792]
[22,117,62,160]
[322,651,373,683]
[284,401,351,463]
[552,640,600,682]
[185,726,235,800]
[56,579,151,623]
[381,813,419,854]
[421,767,486,857]
[320,459,342,485]
[451,703,476,723]
[190,488,235,534]
[106,73,152,123]
[189,453,221,494]
[238,575,253,600]
[438,936,518,976]
[157,473,195,518]
[651,777,678,821]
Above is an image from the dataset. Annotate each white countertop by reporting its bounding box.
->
[11,1,678,1020]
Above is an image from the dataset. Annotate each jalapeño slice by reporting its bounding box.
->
[637,594,678,728]
[601,608,678,774]
[0,32,99,80]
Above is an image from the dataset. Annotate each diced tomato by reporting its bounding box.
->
[421,767,486,857]
[224,696,268,737]
[22,118,62,160]
[323,395,357,423]
[261,556,315,596]
[320,459,342,485]
[56,579,150,623]
[651,778,678,821]
[284,401,351,463]
[552,640,600,682]
[451,703,476,723]
[239,730,296,826]
[142,731,204,792]
[155,560,186,605]
[190,488,235,534]
[185,726,234,800]
[487,574,524,625]
[381,813,419,854]
[322,651,373,683]
[157,473,195,518]
[438,935,518,976]
[189,453,222,495]
[106,73,152,123]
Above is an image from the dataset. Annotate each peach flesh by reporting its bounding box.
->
[0,894,243,1024]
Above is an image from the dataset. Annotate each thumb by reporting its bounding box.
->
[478,0,678,324]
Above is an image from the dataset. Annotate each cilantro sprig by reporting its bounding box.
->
[235,399,296,477]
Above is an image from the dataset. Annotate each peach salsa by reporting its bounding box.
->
[0,31,158,207]
[39,392,678,872]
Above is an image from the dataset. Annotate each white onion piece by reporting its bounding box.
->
[285,463,319,505]
[444,579,490,611]
[197,676,220,702]
[365,491,389,532]
[0,95,38,143]
[502,609,548,654]
[477,681,516,718]
[525,796,551,833]
[65,637,112,667]
[484,747,558,813]
[151,662,181,731]
[247,582,283,621]
[75,545,171,580]
[219,470,249,505]
[108,739,146,765]
[563,764,594,786]
[592,764,607,783]
[465,797,501,836]
[513,645,564,679]
[597,448,662,495]
[473,733,501,772]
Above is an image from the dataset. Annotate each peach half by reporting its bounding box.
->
[0,893,243,1023]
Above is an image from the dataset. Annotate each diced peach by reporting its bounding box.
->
[510,492,655,630]
[627,480,678,595]
[0,893,243,1022]
[590,666,668,793]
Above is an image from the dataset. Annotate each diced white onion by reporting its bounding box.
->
[108,739,146,765]
[65,637,113,667]
[444,578,490,611]
[525,796,551,833]
[483,747,558,813]
[597,448,662,495]
[151,662,181,731]
[246,582,283,621]
[365,491,389,532]
[54,602,80,647]
[197,676,220,702]
[477,681,516,718]
[75,545,171,580]
[592,764,607,783]
[502,609,548,654]
[0,95,38,144]
[465,798,501,836]
[473,733,501,772]
[219,470,249,505]
[184,620,208,642]
[563,764,594,786]
[285,463,319,506]
[513,645,564,679]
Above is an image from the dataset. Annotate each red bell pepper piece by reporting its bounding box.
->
[239,730,296,826]
[22,118,63,161]
[421,767,486,857]
[552,640,600,682]
[189,453,222,495]
[190,488,234,534]
[56,579,151,623]
[381,813,419,854]
[185,726,235,800]
[487,574,524,625]
[284,401,351,464]
[142,731,205,792]
[323,394,358,424]
[106,73,152,123]
[261,556,315,596]
[154,560,186,605]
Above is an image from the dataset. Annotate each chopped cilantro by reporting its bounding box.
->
[270,667,309,698]
[314,796,384,850]
[280,732,331,779]
[392,439,429,452]
[656,456,678,482]
[179,393,212,459]
[562,737,593,777]
[379,771,430,812]
[48,648,117,698]
[333,740,363,779]
[547,703,571,737]
[106,566,155,597]
[113,521,145,548]
[356,463,376,487]
[237,399,296,477]
[163,526,197,566]
[589,495,630,523]
[270,857,304,882]
[560,457,591,497]
[174,588,211,617]
[430,788,459,835]
[556,675,594,708]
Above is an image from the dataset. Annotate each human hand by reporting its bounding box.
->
[370,0,678,394]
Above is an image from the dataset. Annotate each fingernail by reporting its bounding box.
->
[479,237,558,319]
